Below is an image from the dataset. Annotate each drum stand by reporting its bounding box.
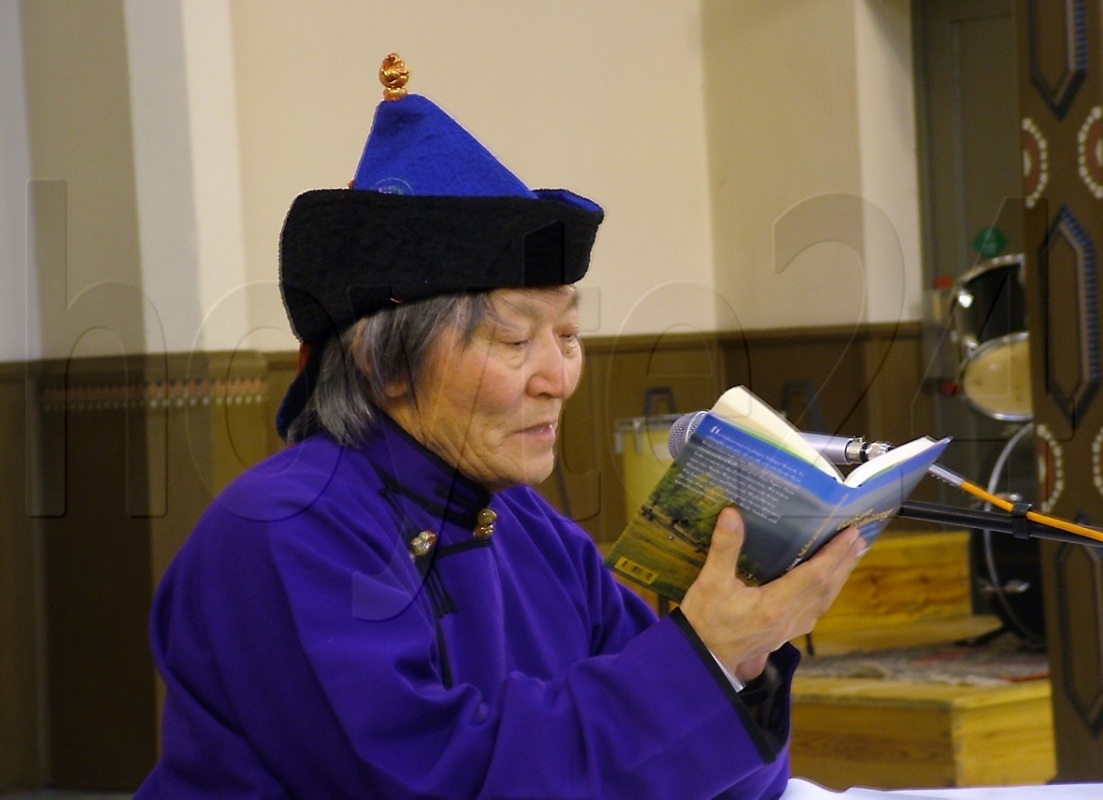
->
[977,424,1045,648]
[893,426,1092,651]
[927,254,1047,646]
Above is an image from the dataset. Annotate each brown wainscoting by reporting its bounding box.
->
[0,361,46,791]
[2,351,277,791]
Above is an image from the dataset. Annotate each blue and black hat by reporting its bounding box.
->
[276,54,603,437]
[279,53,604,347]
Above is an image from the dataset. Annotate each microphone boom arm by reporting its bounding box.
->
[895,499,1100,548]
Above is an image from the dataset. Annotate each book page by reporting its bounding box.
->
[710,386,841,480]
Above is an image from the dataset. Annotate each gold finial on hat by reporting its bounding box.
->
[380,53,409,101]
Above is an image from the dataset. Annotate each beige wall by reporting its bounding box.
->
[124,0,252,354]
[18,0,147,360]
[228,0,719,341]
[7,0,921,359]
[855,0,923,324]
[0,0,31,361]
[704,0,921,332]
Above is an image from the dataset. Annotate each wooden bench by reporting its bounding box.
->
[790,673,1054,789]
[788,528,1055,789]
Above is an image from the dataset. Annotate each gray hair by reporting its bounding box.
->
[285,292,490,447]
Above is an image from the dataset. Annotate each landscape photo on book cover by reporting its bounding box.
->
[605,387,949,601]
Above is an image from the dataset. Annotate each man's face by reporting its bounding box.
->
[390,286,583,491]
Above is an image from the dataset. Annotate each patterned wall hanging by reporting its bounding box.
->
[1023,116,1050,207]
[1078,105,1103,197]
[1035,422,1067,512]
[1027,0,1089,120]
[1041,205,1100,426]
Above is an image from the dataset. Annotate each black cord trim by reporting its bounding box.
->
[435,538,493,558]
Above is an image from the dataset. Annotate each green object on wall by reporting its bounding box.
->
[971,226,1007,258]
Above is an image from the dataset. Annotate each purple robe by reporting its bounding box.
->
[136,417,797,798]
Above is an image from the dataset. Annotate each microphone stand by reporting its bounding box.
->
[896,499,1100,548]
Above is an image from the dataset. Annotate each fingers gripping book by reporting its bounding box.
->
[604,386,951,602]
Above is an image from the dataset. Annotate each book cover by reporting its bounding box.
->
[604,387,951,601]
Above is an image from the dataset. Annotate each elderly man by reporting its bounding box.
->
[136,55,861,799]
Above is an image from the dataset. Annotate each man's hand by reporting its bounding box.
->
[677,507,863,683]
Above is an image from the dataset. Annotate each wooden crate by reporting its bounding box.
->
[790,527,1055,789]
[790,675,1055,789]
[812,529,973,635]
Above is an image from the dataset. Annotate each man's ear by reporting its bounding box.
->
[380,378,409,400]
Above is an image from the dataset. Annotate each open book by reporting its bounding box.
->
[604,386,951,601]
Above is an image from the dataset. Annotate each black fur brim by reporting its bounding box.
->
[279,188,604,345]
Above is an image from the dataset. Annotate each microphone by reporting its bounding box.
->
[666,410,893,465]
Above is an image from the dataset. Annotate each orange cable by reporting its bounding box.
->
[959,479,1103,545]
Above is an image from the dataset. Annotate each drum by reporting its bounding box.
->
[615,415,679,522]
[973,424,1046,647]
[952,254,1032,421]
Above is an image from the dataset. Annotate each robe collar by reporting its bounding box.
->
[358,414,496,548]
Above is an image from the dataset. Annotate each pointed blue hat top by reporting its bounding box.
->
[353,95,536,198]
[352,53,535,198]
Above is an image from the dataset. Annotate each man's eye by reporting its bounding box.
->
[560,334,580,353]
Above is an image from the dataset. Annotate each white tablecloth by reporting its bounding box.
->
[783,778,1103,799]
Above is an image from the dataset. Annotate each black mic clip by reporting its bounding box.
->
[1011,501,1033,540]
